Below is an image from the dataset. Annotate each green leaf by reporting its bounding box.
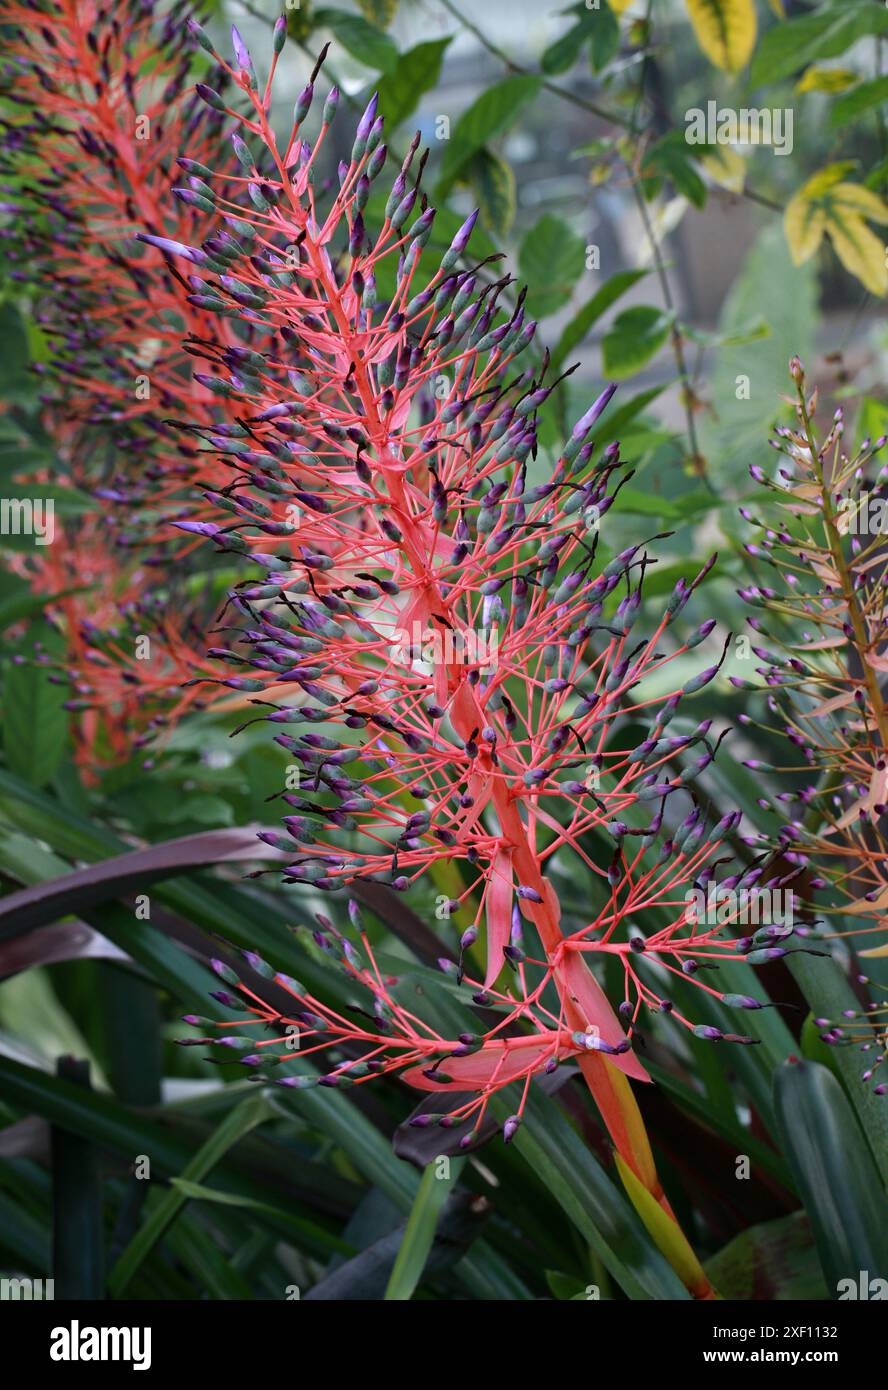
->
[3,660,68,788]
[518,213,586,318]
[375,37,451,129]
[542,16,589,75]
[552,268,649,368]
[602,305,673,378]
[772,1059,888,1293]
[437,75,541,189]
[643,134,707,209]
[750,2,888,87]
[108,1091,274,1296]
[313,7,399,73]
[590,4,620,72]
[465,147,516,237]
[384,1158,464,1300]
[830,76,888,129]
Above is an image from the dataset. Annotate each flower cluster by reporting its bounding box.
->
[735,361,888,1095]
[150,23,824,1161]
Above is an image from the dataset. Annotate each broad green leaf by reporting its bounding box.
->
[552,268,649,368]
[751,2,888,87]
[313,7,399,73]
[375,38,451,129]
[643,133,707,209]
[3,659,68,788]
[590,4,620,71]
[436,76,540,189]
[542,17,590,75]
[686,0,756,72]
[602,305,672,378]
[465,147,516,237]
[518,214,586,317]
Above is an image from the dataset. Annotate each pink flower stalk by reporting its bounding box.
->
[153,35,820,1292]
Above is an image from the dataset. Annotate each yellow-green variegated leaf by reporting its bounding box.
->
[831,183,888,225]
[826,210,888,298]
[607,0,634,14]
[701,144,746,193]
[357,0,399,25]
[799,162,857,197]
[795,66,859,95]
[784,193,827,265]
[685,0,756,73]
[785,168,888,294]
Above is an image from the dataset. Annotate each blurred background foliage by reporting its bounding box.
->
[1,0,887,1302]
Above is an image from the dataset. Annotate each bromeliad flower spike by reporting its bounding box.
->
[737,360,888,1092]
[164,20,813,1297]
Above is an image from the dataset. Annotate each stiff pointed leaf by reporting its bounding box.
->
[384,1157,464,1300]
[686,0,756,73]
[108,1091,274,1296]
[772,1059,888,1293]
